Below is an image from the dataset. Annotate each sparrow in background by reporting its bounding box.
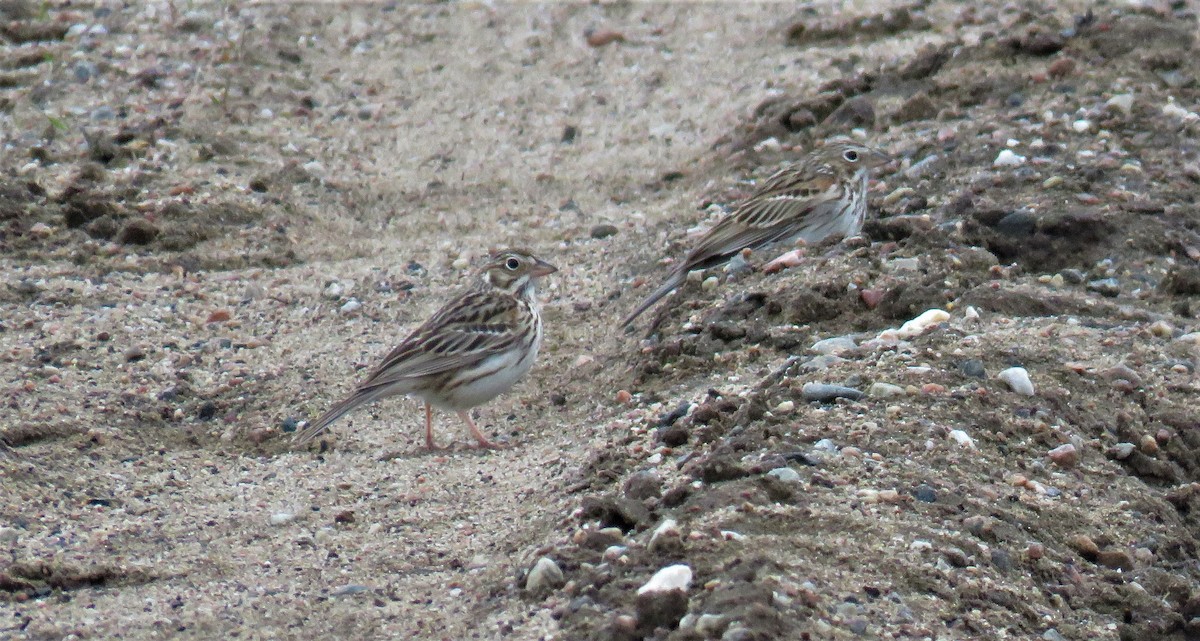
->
[622,141,891,327]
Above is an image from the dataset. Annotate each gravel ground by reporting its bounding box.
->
[2,1,1199,640]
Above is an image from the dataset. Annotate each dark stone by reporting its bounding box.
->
[692,453,750,483]
[590,223,618,239]
[708,321,747,342]
[658,402,692,428]
[824,96,875,128]
[579,496,651,533]
[197,402,218,421]
[915,484,937,503]
[623,471,662,501]
[116,218,160,245]
[658,424,689,447]
[635,588,688,633]
[958,360,986,379]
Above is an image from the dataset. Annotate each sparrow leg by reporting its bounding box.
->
[457,410,503,449]
[424,402,440,450]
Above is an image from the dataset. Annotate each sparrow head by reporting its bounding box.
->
[820,140,893,179]
[482,248,558,295]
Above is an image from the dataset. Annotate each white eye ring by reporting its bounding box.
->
[843,149,859,162]
[505,257,520,270]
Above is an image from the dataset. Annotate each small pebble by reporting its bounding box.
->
[993,149,1027,167]
[340,299,361,315]
[1026,543,1045,560]
[883,186,915,206]
[887,257,920,272]
[1112,442,1136,460]
[914,485,937,503]
[1087,278,1121,297]
[615,389,632,404]
[1048,443,1078,467]
[452,257,471,270]
[867,382,905,398]
[269,512,295,526]
[767,467,801,483]
[948,429,975,449]
[1139,434,1159,455]
[773,400,795,413]
[590,224,618,239]
[638,564,692,594]
[1148,320,1175,338]
[997,366,1035,396]
[701,276,719,292]
[525,557,565,594]
[1068,534,1100,560]
[1043,628,1068,641]
[802,383,864,403]
[1105,94,1134,115]
[1059,268,1085,284]
[894,309,950,339]
[810,336,856,355]
[958,359,986,379]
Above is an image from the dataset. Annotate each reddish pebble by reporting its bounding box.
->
[615,389,632,404]
[207,309,232,324]
[1047,57,1076,78]
[1156,429,1171,445]
[48,375,61,384]
[1047,443,1078,467]
[1139,434,1158,455]
[860,288,886,309]
[921,383,946,395]
[586,29,625,47]
[1026,543,1045,560]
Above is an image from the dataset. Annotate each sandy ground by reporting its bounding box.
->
[3,1,1200,640]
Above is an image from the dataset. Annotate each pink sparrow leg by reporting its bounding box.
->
[456,411,502,449]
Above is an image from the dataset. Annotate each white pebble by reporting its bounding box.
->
[894,309,950,339]
[810,336,856,355]
[1106,94,1134,115]
[773,400,795,413]
[638,564,692,595]
[1071,119,1091,133]
[340,299,361,315]
[993,149,1026,167]
[525,556,564,593]
[259,108,274,119]
[882,186,914,206]
[323,282,344,299]
[887,257,920,272]
[452,257,471,270]
[867,382,905,398]
[948,430,975,449]
[767,467,801,483]
[998,366,1035,396]
[649,519,681,550]
[269,512,295,526]
[1162,97,1200,123]
[1175,332,1200,344]
[701,276,719,292]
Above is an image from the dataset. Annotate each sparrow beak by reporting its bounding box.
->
[530,258,558,277]
[868,148,894,168]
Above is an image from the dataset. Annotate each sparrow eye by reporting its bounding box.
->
[505,257,521,270]
[843,149,860,162]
